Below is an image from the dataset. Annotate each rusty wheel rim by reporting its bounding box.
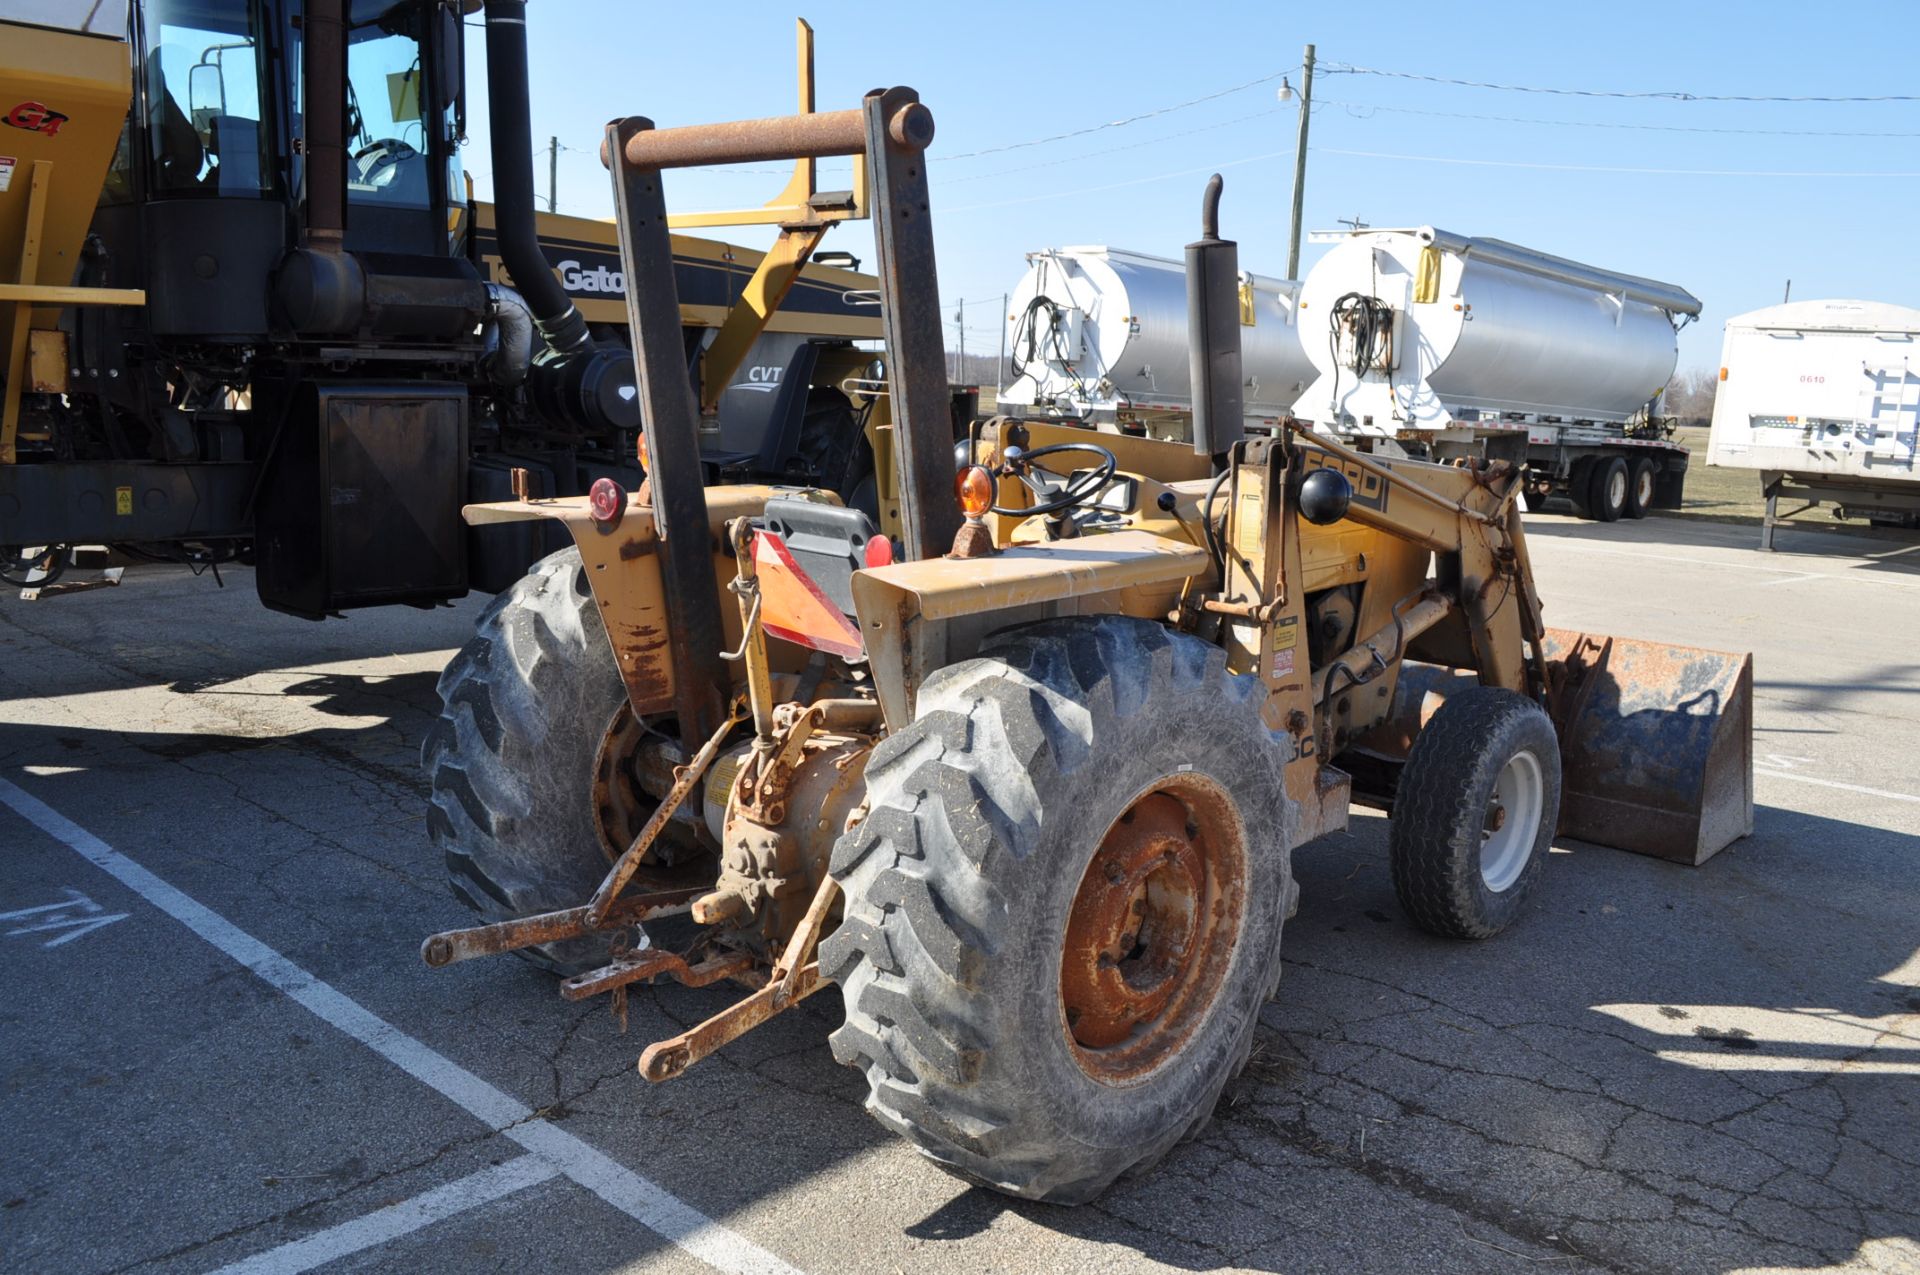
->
[1060,775,1247,1085]
[591,704,701,868]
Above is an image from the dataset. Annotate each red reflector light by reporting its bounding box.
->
[588,476,626,524]
[863,534,894,568]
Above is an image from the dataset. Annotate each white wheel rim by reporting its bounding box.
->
[1606,469,1628,511]
[1480,750,1544,893]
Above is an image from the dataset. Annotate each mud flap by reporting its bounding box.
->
[1371,628,1754,866]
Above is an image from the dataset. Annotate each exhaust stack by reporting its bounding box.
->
[1185,174,1245,458]
[483,0,637,433]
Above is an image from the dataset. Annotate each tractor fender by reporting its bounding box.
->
[850,530,1209,730]
[461,485,785,719]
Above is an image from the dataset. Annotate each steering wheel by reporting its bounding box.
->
[989,441,1118,517]
[352,138,418,185]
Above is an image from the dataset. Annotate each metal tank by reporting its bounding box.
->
[998,246,1313,436]
[1295,227,1701,433]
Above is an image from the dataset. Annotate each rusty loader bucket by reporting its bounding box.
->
[1386,628,1753,866]
[1540,628,1753,865]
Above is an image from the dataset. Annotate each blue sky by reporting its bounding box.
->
[462,1,1920,369]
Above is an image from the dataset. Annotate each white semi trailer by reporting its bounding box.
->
[997,246,1314,438]
[1295,227,1703,522]
[1706,299,1920,549]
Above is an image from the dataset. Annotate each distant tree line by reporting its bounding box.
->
[1663,367,1719,428]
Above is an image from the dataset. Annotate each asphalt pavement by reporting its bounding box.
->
[2,512,1916,1275]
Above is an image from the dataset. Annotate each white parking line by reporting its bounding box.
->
[0,776,804,1275]
[207,1157,560,1275]
[1754,767,1920,804]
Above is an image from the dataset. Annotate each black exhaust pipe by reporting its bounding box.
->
[481,0,636,432]
[483,0,588,354]
[302,0,348,252]
[1185,174,1245,459]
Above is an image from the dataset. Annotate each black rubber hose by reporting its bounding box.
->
[483,0,588,352]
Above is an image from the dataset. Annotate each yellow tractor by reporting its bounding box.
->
[421,87,1754,1204]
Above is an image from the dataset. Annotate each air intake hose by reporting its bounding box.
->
[483,0,589,356]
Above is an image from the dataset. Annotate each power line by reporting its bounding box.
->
[1315,145,1920,177]
[937,68,1295,161]
[1320,62,1920,103]
[942,147,1296,214]
[937,107,1286,185]
[1316,98,1920,138]
[942,139,1920,215]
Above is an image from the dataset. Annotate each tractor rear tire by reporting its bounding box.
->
[1624,457,1657,520]
[821,615,1296,1204]
[422,546,642,974]
[1389,686,1560,940]
[795,388,877,521]
[1587,456,1629,523]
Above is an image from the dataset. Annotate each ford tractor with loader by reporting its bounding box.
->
[420,86,1756,1203]
[1,3,887,610]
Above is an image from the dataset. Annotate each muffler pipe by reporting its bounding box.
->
[1185,174,1245,459]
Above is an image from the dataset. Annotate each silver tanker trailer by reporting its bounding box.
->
[996,246,1314,437]
[1296,226,1703,522]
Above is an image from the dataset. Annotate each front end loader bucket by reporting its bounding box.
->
[1541,628,1753,866]
[1372,629,1753,866]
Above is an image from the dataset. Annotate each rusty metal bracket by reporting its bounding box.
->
[420,886,704,968]
[637,963,824,1082]
[769,877,839,1009]
[583,700,746,928]
[560,947,755,1001]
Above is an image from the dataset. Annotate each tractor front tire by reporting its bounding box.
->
[1389,686,1561,940]
[422,546,638,973]
[822,615,1296,1204]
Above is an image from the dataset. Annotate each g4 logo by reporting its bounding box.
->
[4,101,70,136]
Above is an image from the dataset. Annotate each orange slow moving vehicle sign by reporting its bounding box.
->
[754,530,864,660]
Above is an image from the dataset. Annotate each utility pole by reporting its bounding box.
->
[547,136,558,213]
[1285,43,1315,282]
[996,291,1008,396]
[956,299,965,382]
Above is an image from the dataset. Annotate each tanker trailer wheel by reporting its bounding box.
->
[821,615,1296,1204]
[1624,457,1657,520]
[1389,686,1561,940]
[422,546,681,973]
[1586,456,1630,523]
[1565,459,1594,519]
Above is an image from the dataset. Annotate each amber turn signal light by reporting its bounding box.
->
[956,465,994,519]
